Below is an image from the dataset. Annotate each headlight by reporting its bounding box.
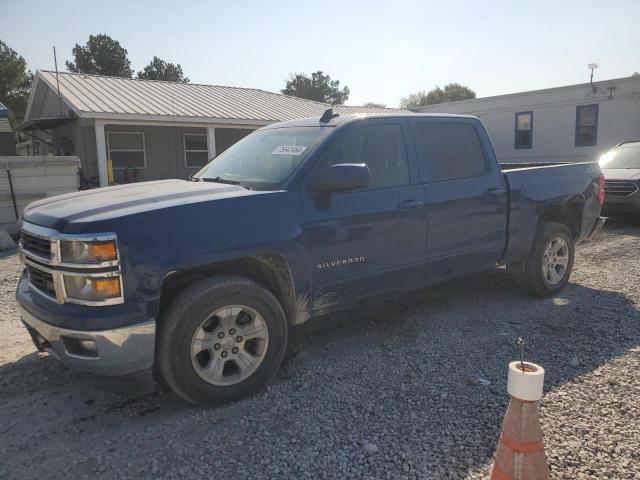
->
[60,239,118,264]
[64,275,122,303]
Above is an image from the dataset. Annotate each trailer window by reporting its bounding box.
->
[575,104,598,147]
[515,111,533,149]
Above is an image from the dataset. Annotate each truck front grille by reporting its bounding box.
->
[604,180,638,197]
[20,232,52,259]
[27,266,56,297]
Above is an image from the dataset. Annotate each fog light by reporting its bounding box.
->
[62,337,98,358]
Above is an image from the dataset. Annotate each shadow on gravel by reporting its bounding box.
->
[0,247,17,259]
[3,268,638,479]
[282,270,640,478]
[603,215,640,235]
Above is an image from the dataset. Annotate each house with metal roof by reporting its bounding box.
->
[20,70,398,187]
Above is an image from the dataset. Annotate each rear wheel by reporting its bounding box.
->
[158,276,287,406]
[520,221,575,297]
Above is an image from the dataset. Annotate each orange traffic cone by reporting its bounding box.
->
[490,361,550,480]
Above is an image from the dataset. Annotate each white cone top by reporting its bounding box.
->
[507,361,545,401]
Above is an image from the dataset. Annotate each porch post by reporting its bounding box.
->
[95,120,108,187]
[207,126,216,160]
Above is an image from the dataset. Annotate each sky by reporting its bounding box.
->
[2,0,639,108]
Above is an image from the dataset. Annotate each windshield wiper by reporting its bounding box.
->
[200,176,250,189]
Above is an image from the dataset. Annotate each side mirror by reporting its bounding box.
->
[312,163,371,196]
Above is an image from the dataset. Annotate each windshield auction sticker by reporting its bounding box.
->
[272,145,308,155]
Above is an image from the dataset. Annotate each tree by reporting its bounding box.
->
[363,102,386,108]
[400,83,476,109]
[425,83,476,105]
[137,56,189,82]
[282,71,349,105]
[66,34,133,77]
[399,90,428,109]
[0,40,33,125]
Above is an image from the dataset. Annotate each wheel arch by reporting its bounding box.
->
[536,196,584,240]
[158,254,298,325]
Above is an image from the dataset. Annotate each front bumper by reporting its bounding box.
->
[19,304,155,377]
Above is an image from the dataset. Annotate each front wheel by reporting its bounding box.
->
[157,276,287,406]
[520,221,575,297]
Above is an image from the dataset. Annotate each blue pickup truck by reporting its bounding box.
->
[17,112,604,405]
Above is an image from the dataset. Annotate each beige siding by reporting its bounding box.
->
[102,125,256,183]
[0,156,80,226]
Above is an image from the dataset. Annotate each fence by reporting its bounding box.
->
[0,156,80,233]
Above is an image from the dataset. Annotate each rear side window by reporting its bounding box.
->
[324,124,410,189]
[411,123,488,182]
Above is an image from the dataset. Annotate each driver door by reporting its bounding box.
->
[300,120,427,313]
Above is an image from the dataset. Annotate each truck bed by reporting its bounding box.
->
[500,160,602,265]
[500,161,585,171]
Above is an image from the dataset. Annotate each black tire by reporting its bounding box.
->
[157,276,287,406]
[520,221,575,297]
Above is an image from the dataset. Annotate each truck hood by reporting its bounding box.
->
[601,168,640,181]
[22,179,259,231]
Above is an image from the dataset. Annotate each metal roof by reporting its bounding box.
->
[35,70,400,124]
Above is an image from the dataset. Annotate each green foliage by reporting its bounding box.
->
[66,34,133,77]
[363,102,386,108]
[282,71,349,105]
[400,83,476,109]
[137,56,189,83]
[0,40,33,125]
[399,90,428,109]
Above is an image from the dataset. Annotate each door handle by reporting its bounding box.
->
[484,188,505,197]
[397,199,425,209]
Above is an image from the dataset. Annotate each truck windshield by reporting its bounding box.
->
[194,127,328,189]
[599,145,640,169]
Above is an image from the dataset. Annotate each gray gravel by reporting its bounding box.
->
[1,219,639,480]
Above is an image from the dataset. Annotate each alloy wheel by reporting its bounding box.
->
[541,236,570,286]
[190,305,269,386]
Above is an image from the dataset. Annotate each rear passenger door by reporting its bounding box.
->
[409,119,508,280]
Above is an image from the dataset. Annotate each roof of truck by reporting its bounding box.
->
[262,112,480,128]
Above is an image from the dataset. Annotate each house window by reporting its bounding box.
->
[575,104,598,147]
[515,111,533,149]
[107,132,145,168]
[184,134,209,168]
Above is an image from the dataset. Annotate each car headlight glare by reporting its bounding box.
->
[60,240,118,264]
[64,275,122,302]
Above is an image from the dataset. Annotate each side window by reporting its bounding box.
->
[515,111,533,149]
[575,104,598,147]
[324,124,410,189]
[107,132,146,169]
[411,123,488,182]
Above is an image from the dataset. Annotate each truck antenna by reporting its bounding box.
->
[320,108,338,123]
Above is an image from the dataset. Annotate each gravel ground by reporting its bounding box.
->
[0,220,639,479]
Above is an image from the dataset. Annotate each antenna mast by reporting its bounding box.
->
[53,46,63,116]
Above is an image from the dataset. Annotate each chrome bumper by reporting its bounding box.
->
[19,305,155,377]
